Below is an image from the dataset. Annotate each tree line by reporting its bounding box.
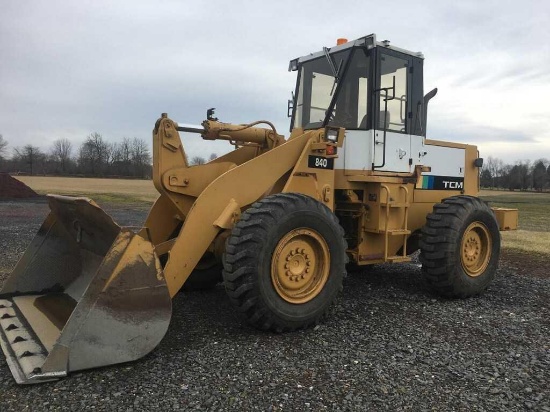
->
[0,133,153,178]
[1,133,547,189]
[480,156,550,191]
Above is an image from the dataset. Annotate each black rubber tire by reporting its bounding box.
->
[165,221,223,292]
[182,264,222,291]
[419,195,500,298]
[222,193,347,332]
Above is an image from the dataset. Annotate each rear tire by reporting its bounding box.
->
[223,193,346,332]
[419,195,500,298]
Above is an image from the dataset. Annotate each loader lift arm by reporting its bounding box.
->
[147,113,330,297]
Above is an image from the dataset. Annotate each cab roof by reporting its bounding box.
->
[288,34,424,71]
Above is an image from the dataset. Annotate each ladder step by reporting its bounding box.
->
[381,202,410,208]
[364,229,411,235]
[387,229,411,235]
[387,256,412,263]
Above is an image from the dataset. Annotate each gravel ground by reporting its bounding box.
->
[0,198,548,411]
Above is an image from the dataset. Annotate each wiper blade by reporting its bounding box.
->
[323,47,338,78]
[323,47,343,96]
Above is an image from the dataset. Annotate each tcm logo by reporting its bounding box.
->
[443,180,464,189]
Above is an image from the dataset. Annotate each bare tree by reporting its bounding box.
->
[209,153,218,161]
[121,137,132,169]
[108,142,123,174]
[51,138,73,173]
[109,137,133,176]
[130,137,151,178]
[79,132,109,175]
[520,160,531,190]
[13,145,44,175]
[485,156,504,188]
[190,156,206,165]
[0,134,7,159]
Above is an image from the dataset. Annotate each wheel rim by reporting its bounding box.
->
[460,221,492,277]
[271,228,330,304]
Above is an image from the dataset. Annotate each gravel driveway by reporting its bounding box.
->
[0,198,548,411]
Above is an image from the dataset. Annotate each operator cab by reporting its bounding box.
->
[289,34,427,174]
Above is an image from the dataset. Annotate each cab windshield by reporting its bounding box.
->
[292,48,370,130]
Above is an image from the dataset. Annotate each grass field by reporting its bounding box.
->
[14,177,550,269]
[15,176,158,203]
[479,190,550,275]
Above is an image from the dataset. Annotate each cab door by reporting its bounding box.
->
[372,49,413,173]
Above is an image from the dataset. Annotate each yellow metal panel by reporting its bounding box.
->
[463,145,480,196]
[282,133,335,210]
[424,139,468,149]
[142,195,182,246]
[162,162,237,197]
[491,208,519,231]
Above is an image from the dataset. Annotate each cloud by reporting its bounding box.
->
[0,0,548,163]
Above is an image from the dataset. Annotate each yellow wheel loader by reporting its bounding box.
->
[0,34,518,384]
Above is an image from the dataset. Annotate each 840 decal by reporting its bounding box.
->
[308,155,334,170]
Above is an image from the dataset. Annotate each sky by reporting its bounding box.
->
[1,0,549,163]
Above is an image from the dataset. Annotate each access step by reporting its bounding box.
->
[381,202,410,208]
[364,229,411,235]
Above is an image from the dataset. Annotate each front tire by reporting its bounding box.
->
[419,195,500,298]
[223,193,346,332]
[183,265,222,291]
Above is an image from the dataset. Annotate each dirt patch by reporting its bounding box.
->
[0,174,39,199]
[501,248,550,279]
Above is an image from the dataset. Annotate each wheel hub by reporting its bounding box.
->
[271,228,330,304]
[461,222,492,277]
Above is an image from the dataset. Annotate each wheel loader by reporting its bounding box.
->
[0,34,518,384]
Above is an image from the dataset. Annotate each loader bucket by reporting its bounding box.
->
[0,195,172,384]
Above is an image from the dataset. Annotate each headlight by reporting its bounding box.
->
[326,129,338,142]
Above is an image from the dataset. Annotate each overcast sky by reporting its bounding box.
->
[1,0,549,163]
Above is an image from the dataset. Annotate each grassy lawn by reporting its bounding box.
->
[480,189,550,232]
[480,190,550,275]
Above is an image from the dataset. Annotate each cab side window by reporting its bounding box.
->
[379,54,408,133]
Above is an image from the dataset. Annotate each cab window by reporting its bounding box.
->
[378,53,408,133]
